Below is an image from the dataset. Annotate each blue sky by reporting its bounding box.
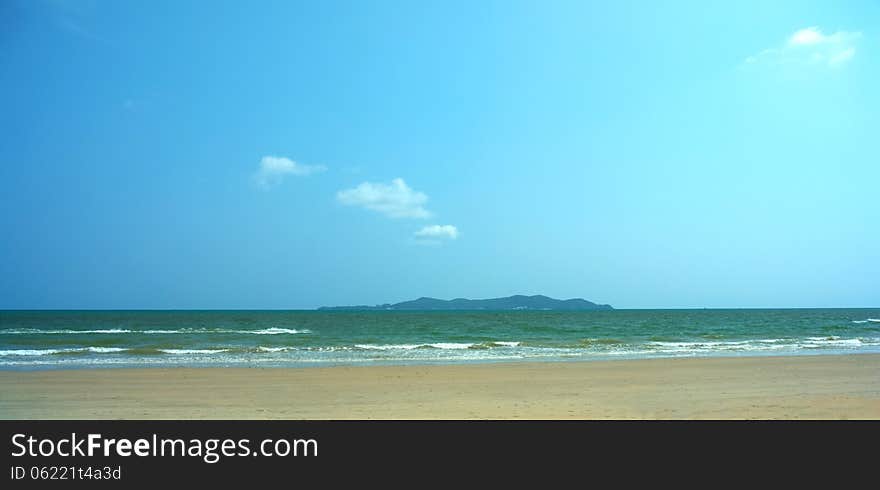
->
[1,0,878,309]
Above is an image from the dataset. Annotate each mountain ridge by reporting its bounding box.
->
[317,294,613,311]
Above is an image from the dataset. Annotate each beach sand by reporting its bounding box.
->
[1,354,879,419]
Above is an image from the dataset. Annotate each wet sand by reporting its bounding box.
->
[1,354,878,419]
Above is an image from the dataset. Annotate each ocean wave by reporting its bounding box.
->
[650,340,753,348]
[352,341,528,351]
[257,346,296,353]
[645,337,878,352]
[581,338,626,346]
[1,327,311,335]
[157,349,229,355]
[0,329,132,335]
[84,347,127,353]
[354,344,420,350]
[246,328,309,335]
[4,334,880,367]
[0,346,274,356]
[354,343,477,350]
[0,347,127,356]
[430,343,475,350]
[802,337,863,348]
[0,349,71,356]
[852,319,880,324]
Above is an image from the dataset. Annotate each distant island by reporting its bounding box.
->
[318,294,613,311]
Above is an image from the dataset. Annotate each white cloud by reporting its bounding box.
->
[829,47,856,66]
[789,27,826,46]
[414,225,459,240]
[253,156,326,188]
[337,178,431,219]
[745,27,862,68]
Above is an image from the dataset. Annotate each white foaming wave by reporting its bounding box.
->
[650,340,752,348]
[646,339,794,353]
[646,336,880,352]
[158,349,229,355]
[429,343,474,349]
[245,328,311,335]
[355,344,422,350]
[802,337,862,348]
[1,328,311,335]
[0,347,127,356]
[0,329,132,335]
[142,329,231,334]
[354,343,475,350]
[139,328,311,335]
[257,346,296,353]
[0,348,71,356]
[494,341,521,347]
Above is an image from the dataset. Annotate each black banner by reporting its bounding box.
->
[2,421,875,487]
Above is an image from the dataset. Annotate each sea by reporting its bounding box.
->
[1,309,879,370]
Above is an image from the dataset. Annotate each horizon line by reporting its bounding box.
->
[1,306,878,311]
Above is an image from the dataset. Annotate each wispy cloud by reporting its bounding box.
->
[253,156,326,189]
[44,0,111,45]
[413,225,459,245]
[337,178,430,219]
[745,27,862,68]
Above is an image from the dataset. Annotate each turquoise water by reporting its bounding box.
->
[1,309,879,369]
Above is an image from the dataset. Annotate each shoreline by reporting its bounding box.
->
[4,349,880,372]
[2,353,879,419]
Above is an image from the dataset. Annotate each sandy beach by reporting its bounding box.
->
[1,354,879,419]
